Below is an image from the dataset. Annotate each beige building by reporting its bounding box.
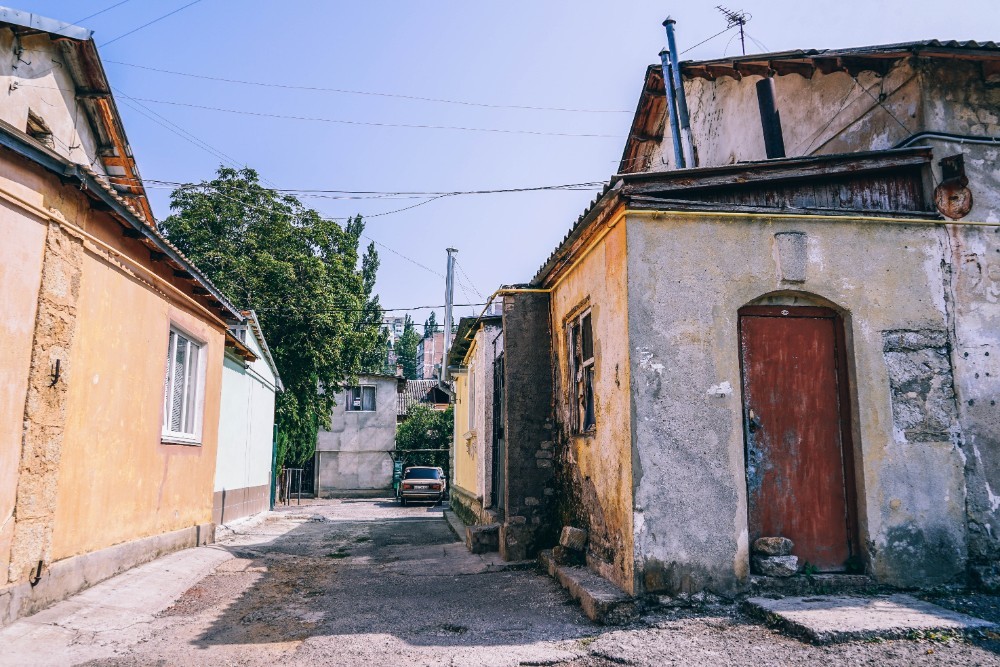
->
[0,11,244,626]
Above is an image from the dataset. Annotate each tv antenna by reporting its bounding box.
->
[716,6,751,55]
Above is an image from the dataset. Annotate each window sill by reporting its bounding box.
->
[161,434,203,447]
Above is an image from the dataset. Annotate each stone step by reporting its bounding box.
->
[538,550,638,625]
[465,524,500,554]
[742,594,996,644]
[749,573,877,597]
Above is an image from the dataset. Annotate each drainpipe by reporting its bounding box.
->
[664,17,696,168]
[269,424,277,510]
[756,76,786,159]
[659,48,685,169]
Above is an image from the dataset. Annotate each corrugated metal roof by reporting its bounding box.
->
[397,379,445,416]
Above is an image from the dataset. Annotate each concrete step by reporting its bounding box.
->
[749,573,877,597]
[742,594,996,644]
[538,550,638,625]
[465,524,500,554]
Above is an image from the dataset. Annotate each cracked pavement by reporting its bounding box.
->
[1,498,998,666]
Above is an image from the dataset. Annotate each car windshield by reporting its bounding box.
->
[403,468,440,480]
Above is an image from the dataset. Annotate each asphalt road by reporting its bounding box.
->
[1,498,998,666]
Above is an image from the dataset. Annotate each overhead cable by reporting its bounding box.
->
[105,60,632,114]
[126,96,624,138]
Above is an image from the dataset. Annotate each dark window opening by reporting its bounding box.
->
[570,310,596,433]
[26,111,54,149]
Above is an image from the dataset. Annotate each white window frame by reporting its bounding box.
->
[468,362,476,431]
[569,309,596,434]
[162,326,207,445]
[346,385,377,412]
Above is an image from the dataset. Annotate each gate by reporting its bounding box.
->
[491,353,505,511]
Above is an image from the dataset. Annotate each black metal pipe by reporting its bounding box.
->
[756,77,786,159]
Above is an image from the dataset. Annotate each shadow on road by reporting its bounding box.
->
[184,503,593,651]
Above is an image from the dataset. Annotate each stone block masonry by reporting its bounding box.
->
[7,222,83,586]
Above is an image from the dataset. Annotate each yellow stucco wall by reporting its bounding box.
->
[452,371,477,496]
[549,216,635,593]
[51,250,224,560]
[0,154,225,564]
[0,191,47,579]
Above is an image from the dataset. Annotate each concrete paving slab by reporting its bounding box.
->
[744,593,997,644]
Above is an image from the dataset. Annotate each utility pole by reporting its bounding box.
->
[442,248,457,378]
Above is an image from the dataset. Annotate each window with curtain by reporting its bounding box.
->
[346,385,376,411]
[162,328,204,442]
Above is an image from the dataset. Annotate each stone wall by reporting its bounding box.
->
[500,292,557,561]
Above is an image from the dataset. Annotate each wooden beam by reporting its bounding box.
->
[122,228,144,239]
[771,60,815,78]
[734,62,774,77]
[814,57,846,75]
[192,286,209,296]
[706,64,741,80]
[174,269,194,280]
[149,251,167,262]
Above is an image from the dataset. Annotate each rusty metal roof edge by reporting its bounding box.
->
[626,196,944,220]
[240,309,284,392]
[0,6,92,40]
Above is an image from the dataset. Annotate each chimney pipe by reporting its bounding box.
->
[663,18,696,168]
[659,48,685,169]
[756,77,786,159]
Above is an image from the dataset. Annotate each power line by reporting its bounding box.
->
[256,302,487,313]
[74,0,135,24]
[104,60,632,114]
[680,25,736,55]
[99,0,206,48]
[126,96,624,138]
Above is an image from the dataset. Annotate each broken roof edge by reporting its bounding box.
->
[0,119,243,321]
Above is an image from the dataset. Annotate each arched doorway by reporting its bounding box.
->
[738,303,859,571]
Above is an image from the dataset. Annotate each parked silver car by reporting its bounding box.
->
[398,466,446,505]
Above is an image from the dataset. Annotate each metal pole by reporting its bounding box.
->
[442,248,457,376]
[664,18,695,168]
[659,49,684,169]
[269,425,277,510]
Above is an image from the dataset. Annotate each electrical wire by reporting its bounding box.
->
[104,60,632,114]
[454,259,485,299]
[680,25,736,55]
[125,96,624,138]
[74,0,135,24]
[255,302,487,313]
[99,0,206,48]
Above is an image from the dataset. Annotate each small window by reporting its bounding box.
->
[26,110,54,149]
[569,310,596,433]
[346,385,376,411]
[162,328,204,443]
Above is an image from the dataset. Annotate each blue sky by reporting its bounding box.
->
[18,0,1000,325]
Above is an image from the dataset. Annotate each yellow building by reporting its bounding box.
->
[0,12,242,626]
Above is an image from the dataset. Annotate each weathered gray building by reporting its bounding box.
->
[502,40,1000,597]
[315,375,401,495]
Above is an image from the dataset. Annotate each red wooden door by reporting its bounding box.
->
[739,306,855,571]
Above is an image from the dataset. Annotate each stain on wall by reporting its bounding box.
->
[882,329,958,443]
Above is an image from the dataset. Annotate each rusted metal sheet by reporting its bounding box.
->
[739,306,855,571]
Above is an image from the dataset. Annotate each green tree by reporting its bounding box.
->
[395,404,453,469]
[159,166,386,468]
[396,315,420,380]
[423,311,437,339]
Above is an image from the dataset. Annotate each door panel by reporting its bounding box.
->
[740,307,852,571]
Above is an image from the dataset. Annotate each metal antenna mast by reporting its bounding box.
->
[716,5,751,55]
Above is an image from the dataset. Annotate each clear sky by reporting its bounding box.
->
[17,0,1000,325]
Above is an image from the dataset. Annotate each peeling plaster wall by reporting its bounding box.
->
[0,31,108,179]
[625,210,969,593]
[654,59,1000,218]
[549,223,634,592]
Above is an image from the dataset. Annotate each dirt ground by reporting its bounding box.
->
[2,498,998,666]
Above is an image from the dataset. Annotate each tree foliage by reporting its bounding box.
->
[395,404,453,469]
[159,167,387,468]
[423,311,437,339]
[395,315,421,380]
